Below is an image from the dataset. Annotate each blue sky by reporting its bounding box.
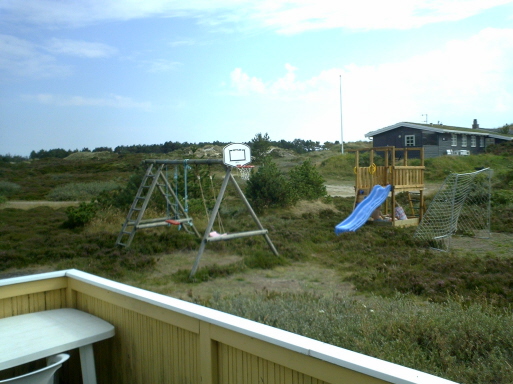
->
[1,0,513,156]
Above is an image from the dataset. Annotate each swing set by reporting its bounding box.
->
[116,143,279,278]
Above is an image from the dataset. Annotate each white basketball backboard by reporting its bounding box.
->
[223,143,251,166]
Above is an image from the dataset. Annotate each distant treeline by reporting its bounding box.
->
[2,138,341,162]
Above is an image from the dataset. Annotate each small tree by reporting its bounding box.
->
[289,160,327,200]
[249,133,272,164]
[498,123,513,135]
[64,201,98,228]
[245,158,297,212]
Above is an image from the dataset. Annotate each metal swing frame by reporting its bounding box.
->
[116,158,279,277]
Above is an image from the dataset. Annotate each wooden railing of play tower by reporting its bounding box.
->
[352,146,425,223]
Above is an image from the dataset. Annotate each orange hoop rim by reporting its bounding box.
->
[235,164,254,168]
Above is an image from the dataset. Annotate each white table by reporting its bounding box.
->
[0,308,115,384]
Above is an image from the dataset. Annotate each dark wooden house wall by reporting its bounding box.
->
[371,127,506,158]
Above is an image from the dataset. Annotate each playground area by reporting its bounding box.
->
[335,146,426,234]
[334,146,493,253]
[116,143,279,277]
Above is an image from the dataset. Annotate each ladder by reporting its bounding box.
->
[407,191,425,217]
[116,163,199,247]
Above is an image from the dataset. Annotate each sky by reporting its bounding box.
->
[1,1,513,156]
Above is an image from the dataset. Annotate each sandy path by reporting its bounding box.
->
[325,184,354,197]
[0,201,79,210]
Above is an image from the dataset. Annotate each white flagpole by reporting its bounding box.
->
[339,74,344,154]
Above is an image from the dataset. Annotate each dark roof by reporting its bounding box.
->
[365,122,513,141]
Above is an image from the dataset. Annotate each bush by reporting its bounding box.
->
[249,133,272,164]
[47,181,120,201]
[206,292,513,384]
[0,181,21,197]
[319,153,357,181]
[492,190,513,207]
[64,202,98,228]
[288,160,327,200]
[245,158,297,212]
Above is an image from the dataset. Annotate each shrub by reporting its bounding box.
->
[97,170,145,209]
[288,159,327,200]
[249,133,272,164]
[492,190,513,207]
[0,181,21,197]
[47,181,120,201]
[64,202,98,228]
[319,153,357,180]
[206,292,513,384]
[245,158,297,212]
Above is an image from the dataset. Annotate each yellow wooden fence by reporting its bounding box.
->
[0,270,457,384]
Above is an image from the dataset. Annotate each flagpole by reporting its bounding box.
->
[339,75,344,154]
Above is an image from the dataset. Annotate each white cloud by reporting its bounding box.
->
[169,39,196,47]
[144,59,181,73]
[2,0,512,32]
[226,28,513,142]
[250,0,513,33]
[22,93,152,110]
[0,35,116,78]
[45,38,117,58]
[230,68,266,94]
[0,34,70,77]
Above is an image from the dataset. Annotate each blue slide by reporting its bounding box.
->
[335,184,392,234]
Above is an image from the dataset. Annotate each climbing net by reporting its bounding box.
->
[414,168,492,252]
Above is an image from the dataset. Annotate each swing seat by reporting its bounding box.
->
[209,231,227,237]
[166,219,181,226]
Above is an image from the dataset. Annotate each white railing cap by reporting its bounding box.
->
[1,270,458,384]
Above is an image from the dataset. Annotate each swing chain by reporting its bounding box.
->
[183,159,189,214]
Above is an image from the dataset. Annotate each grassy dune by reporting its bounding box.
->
[1,147,513,383]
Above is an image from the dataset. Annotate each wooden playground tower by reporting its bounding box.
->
[352,146,425,227]
[116,144,279,278]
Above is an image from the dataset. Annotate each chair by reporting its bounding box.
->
[0,354,69,384]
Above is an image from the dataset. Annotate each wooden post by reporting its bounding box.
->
[190,167,232,278]
[228,173,279,257]
[189,167,279,278]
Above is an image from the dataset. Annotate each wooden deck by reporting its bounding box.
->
[0,270,457,384]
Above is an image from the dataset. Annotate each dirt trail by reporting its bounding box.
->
[325,183,443,198]
[325,184,354,197]
[0,201,79,210]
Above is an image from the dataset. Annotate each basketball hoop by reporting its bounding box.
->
[222,143,253,180]
[234,164,254,180]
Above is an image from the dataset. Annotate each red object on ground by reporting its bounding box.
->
[165,220,181,225]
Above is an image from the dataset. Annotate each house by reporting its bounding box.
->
[365,120,513,158]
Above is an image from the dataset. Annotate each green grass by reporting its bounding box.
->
[46,181,121,201]
[0,207,155,277]
[424,153,513,181]
[205,291,513,384]
[2,147,513,383]
[0,154,143,200]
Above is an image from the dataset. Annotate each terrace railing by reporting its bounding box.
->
[0,270,457,384]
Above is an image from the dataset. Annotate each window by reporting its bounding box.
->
[461,135,467,147]
[480,136,485,147]
[451,134,457,146]
[471,136,476,147]
[405,135,415,146]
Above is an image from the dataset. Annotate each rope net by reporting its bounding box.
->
[234,165,254,181]
[414,168,492,252]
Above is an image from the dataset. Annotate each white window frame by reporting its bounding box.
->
[480,136,485,147]
[471,136,476,147]
[405,135,415,147]
[451,134,457,146]
[461,135,467,147]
